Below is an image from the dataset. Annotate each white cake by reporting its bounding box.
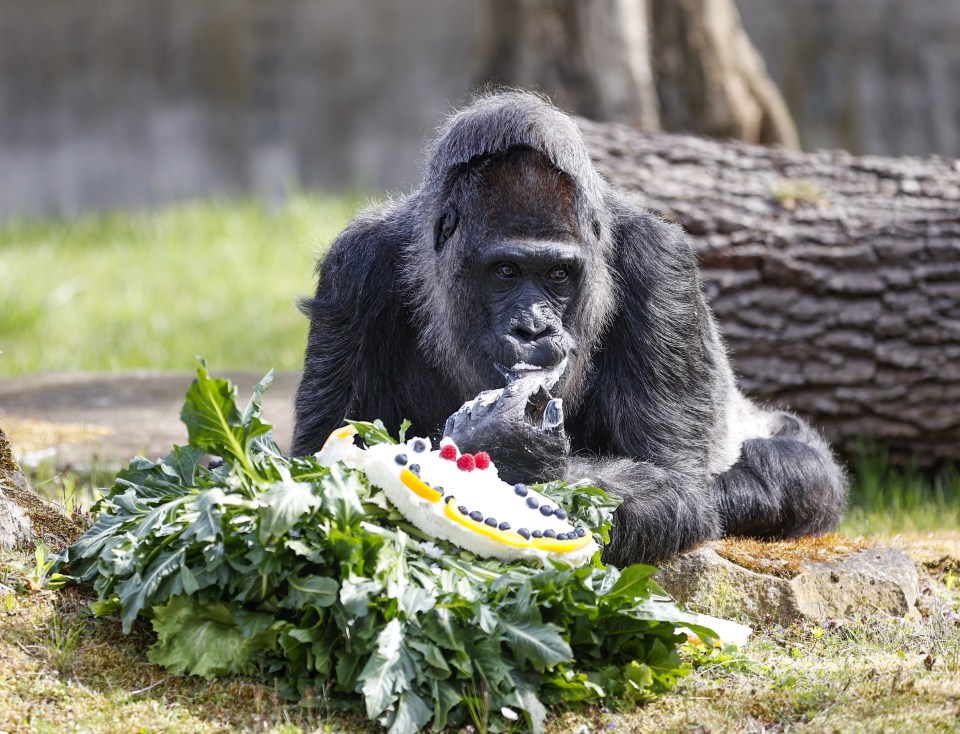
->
[316,427,598,566]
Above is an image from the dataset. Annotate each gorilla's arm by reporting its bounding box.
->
[291,205,414,456]
[563,199,726,564]
[565,456,718,567]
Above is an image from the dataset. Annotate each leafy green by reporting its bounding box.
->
[60,362,714,734]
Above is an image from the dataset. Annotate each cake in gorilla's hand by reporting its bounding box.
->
[316,426,598,566]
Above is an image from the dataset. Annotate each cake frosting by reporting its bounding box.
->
[316,427,598,566]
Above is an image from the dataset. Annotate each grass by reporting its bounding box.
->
[0,193,362,377]
[1,546,958,734]
[841,444,960,536]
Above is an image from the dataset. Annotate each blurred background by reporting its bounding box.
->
[2,0,959,218]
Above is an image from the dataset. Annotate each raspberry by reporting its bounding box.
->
[456,453,476,471]
[474,451,491,470]
[439,444,458,461]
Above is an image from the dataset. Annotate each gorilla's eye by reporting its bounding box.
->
[548,266,569,283]
[495,263,519,279]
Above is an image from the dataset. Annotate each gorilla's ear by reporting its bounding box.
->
[434,204,459,252]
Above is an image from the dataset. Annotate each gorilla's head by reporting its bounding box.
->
[404,93,616,405]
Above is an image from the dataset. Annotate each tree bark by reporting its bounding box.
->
[478,0,797,147]
[578,118,960,467]
[649,0,799,147]
[480,0,661,131]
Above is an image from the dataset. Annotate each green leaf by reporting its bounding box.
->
[258,478,321,543]
[318,463,365,527]
[602,563,658,603]
[116,547,187,632]
[161,444,207,486]
[360,619,417,719]
[498,615,573,669]
[282,575,339,610]
[242,368,274,427]
[346,419,398,446]
[388,690,432,734]
[148,595,277,678]
[180,360,270,478]
[509,680,548,734]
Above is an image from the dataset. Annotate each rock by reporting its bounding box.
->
[656,541,919,625]
[1,424,84,550]
[0,425,35,548]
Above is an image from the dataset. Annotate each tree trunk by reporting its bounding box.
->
[477,0,797,147]
[649,0,799,147]
[578,118,960,467]
[479,0,661,131]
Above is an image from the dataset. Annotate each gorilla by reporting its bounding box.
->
[292,91,847,566]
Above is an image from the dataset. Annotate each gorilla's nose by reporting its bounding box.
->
[510,312,556,344]
[511,321,552,343]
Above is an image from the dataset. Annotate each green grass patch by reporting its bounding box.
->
[0,193,363,376]
[841,444,960,535]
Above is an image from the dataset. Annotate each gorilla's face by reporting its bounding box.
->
[434,147,590,397]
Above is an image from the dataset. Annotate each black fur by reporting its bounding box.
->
[293,91,847,566]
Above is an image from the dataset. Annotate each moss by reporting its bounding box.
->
[714,534,874,578]
[0,426,21,486]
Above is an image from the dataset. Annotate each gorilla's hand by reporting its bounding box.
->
[443,377,568,485]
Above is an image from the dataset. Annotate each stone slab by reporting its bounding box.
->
[656,543,919,625]
[0,371,300,470]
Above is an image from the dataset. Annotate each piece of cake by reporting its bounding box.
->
[317,428,598,566]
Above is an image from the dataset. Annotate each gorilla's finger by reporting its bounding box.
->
[543,398,564,432]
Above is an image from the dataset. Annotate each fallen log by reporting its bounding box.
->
[579,119,960,467]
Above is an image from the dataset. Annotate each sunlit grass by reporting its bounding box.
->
[0,193,364,376]
[840,444,960,535]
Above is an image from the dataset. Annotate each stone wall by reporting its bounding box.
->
[0,1,958,218]
[735,0,960,158]
[0,0,481,218]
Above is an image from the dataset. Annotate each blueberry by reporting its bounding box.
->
[484,517,497,527]
[514,483,529,497]
[543,529,557,539]
[539,505,553,517]
[532,530,543,538]
[395,453,408,465]
[458,505,468,515]
[575,527,587,537]
[554,509,567,520]
[469,510,483,522]
[556,533,568,541]
[498,521,511,531]
[208,457,224,469]
[409,463,421,476]
[434,486,444,496]
[517,528,530,539]
[526,497,540,510]
[412,440,427,453]
[444,495,454,503]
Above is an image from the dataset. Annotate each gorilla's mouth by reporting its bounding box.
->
[494,356,568,390]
